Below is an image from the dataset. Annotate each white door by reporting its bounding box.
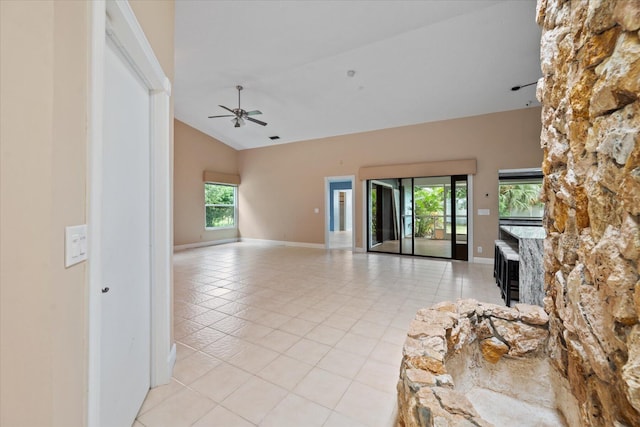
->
[100,38,151,427]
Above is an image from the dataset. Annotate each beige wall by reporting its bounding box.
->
[174,120,239,246]
[130,0,175,82]
[0,2,174,426]
[238,107,542,257]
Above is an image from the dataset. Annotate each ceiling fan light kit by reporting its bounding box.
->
[208,85,267,128]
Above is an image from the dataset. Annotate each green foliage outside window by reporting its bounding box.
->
[205,183,236,228]
[413,186,467,237]
[498,182,543,218]
[414,186,444,237]
[370,187,377,238]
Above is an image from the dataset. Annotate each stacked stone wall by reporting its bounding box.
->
[538,0,640,424]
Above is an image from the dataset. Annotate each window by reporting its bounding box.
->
[498,170,544,220]
[205,183,236,229]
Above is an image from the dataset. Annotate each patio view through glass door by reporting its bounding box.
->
[368,175,468,260]
[413,176,451,258]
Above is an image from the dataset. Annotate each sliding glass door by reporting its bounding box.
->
[367,175,468,260]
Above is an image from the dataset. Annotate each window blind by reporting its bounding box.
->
[203,171,241,185]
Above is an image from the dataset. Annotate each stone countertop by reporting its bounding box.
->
[500,225,546,240]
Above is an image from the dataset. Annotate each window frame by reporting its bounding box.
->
[204,182,237,230]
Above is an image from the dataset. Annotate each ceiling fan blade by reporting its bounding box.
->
[208,114,234,118]
[218,105,236,115]
[245,110,262,116]
[246,116,267,126]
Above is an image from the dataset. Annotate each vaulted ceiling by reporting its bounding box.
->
[174,1,541,150]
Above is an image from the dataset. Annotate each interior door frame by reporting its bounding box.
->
[87,1,174,426]
[324,175,355,250]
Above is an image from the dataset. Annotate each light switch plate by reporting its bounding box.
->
[65,224,88,267]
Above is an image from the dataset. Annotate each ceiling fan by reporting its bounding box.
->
[208,85,267,128]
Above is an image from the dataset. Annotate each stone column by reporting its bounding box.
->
[538,0,640,425]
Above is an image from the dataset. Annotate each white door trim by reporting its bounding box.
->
[324,175,356,250]
[87,1,173,426]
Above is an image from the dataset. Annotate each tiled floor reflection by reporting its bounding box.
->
[135,243,502,427]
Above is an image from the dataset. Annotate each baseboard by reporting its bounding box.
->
[240,237,325,249]
[473,256,493,264]
[173,238,239,251]
[176,238,361,252]
[353,246,366,253]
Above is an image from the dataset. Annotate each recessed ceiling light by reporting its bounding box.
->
[347,70,356,77]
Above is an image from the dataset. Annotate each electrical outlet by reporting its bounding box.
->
[477,246,483,254]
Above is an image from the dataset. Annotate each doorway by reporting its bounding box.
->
[367,175,468,260]
[325,176,355,249]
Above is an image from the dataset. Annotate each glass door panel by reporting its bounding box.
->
[368,179,401,254]
[401,178,413,254]
[369,183,379,246]
[453,176,468,260]
[414,176,451,258]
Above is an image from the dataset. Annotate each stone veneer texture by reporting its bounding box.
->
[396,300,557,427]
[537,0,640,425]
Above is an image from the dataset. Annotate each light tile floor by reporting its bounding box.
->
[135,242,502,427]
[328,231,352,249]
